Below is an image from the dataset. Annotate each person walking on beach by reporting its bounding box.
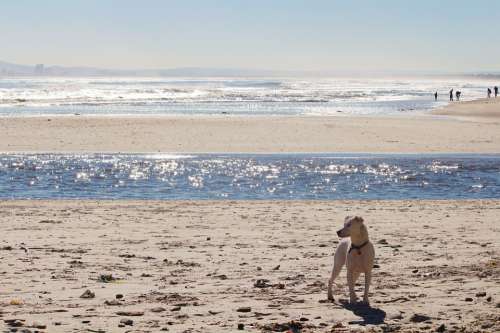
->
[456,91,461,101]
[487,88,492,98]
[449,89,454,101]
[495,86,498,98]
[434,91,438,101]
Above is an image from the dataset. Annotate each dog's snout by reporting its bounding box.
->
[336,230,342,237]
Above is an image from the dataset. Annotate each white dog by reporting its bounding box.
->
[327,216,375,305]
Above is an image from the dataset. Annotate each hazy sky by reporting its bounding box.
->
[2,0,499,72]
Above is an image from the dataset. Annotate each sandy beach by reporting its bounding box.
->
[1,98,499,154]
[433,97,500,120]
[0,200,498,332]
[1,98,499,332]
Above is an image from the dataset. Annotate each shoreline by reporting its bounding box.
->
[2,151,500,156]
[1,200,498,332]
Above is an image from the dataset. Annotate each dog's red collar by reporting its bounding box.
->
[349,241,369,255]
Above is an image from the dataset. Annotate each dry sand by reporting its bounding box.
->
[1,200,499,332]
[434,97,500,120]
[0,98,499,154]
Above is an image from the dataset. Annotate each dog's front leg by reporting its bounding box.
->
[363,270,371,305]
[347,269,357,303]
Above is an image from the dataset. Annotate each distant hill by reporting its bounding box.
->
[1,60,499,78]
[0,60,35,75]
[0,60,136,76]
[0,60,294,77]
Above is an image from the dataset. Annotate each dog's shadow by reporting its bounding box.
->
[338,299,386,325]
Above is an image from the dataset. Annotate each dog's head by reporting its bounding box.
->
[337,216,366,238]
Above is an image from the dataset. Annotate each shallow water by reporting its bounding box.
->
[1,154,499,200]
[0,77,495,116]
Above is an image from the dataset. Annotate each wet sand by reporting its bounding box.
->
[0,99,499,154]
[1,200,499,332]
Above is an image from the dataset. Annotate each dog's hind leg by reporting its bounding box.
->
[327,240,349,300]
[327,260,343,300]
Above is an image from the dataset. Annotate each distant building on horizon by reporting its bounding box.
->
[34,64,44,75]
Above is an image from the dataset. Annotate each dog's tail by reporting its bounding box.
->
[333,239,350,269]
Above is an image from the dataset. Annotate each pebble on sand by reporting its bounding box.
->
[80,289,95,299]
[119,318,133,326]
[436,323,446,332]
[236,306,252,313]
[151,307,166,313]
[410,313,432,323]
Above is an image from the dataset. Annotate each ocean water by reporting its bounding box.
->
[0,77,496,116]
[1,154,499,200]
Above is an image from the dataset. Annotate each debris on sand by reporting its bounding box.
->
[9,299,23,305]
[254,279,271,288]
[97,274,117,283]
[4,319,25,327]
[258,320,303,332]
[116,311,144,316]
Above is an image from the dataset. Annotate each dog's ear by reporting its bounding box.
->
[355,216,364,223]
[359,223,368,239]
